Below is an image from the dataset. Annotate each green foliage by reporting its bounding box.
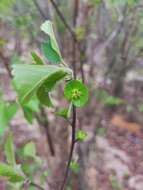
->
[4,134,16,166]
[37,84,53,107]
[138,103,143,113]
[9,20,89,189]
[94,89,123,106]
[0,162,24,183]
[28,186,34,190]
[69,161,80,173]
[0,0,15,12]
[23,142,36,158]
[41,40,61,63]
[109,175,122,190]
[64,80,88,107]
[56,108,69,119]
[126,104,133,113]
[23,142,42,165]
[41,20,62,63]
[22,97,40,124]
[0,38,6,47]
[22,106,33,124]
[56,104,72,119]
[21,162,40,177]
[6,102,18,120]
[107,0,140,8]
[0,103,9,134]
[26,97,39,113]
[74,26,86,41]
[10,53,24,66]
[2,135,25,184]
[96,128,107,136]
[104,96,123,106]
[31,52,44,65]
[43,171,50,177]
[0,101,17,135]
[12,64,72,105]
[14,15,31,29]
[76,130,87,141]
[88,0,101,6]
[94,89,109,101]
[39,170,50,185]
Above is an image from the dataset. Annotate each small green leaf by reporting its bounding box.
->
[0,162,24,182]
[76,129,87,141]
[31,51,44,65]
[109,175,122,190]
[6,102,18,121]
[104,96,123,106]
[64,80,88,107]
[0,101,17,135]
[23,142,36,158]
[56,104,72,119]
[41,20,62,63]
[56,108,69,119]
[23,142,42,164]
[43,171,50,177]
[22,106,33,124]
[0,102,8,134]
[41,40,61,63]
[37,84,53,107]
[4,134,16,166]
[22,97,40,124]
[70,161,80,173]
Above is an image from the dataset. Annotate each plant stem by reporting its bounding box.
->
[35,107,55,156]
[60,105,77,190]
[41,107,55,156]
[0,51,12,78]
[32,0,48,20]
[60,2,79,188]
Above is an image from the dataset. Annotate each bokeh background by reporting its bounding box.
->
[0,0,143,189]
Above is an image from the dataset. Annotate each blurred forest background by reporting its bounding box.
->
[0,0,143,190]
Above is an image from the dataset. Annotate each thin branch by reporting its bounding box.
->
[73,0,85,82]
[40,107,55,156]
[60,2,79,188]
[72,38,77,79]
[73,0,79,26]
[0,51,12,78]
[60,105,77,190]
[35,107,55,156]
[49,0,77,42]
[33,0,48,20]
[72,0,79,78]
[97,4,128,68]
